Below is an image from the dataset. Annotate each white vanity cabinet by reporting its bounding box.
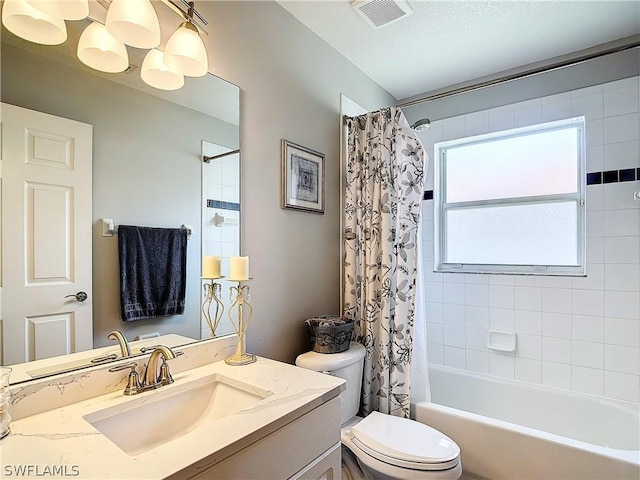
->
[3,348,345,480]
[178,396,342,480]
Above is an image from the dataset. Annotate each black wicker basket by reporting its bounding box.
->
[305,316,354,353]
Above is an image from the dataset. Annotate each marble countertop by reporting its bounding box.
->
[1,356,345,479]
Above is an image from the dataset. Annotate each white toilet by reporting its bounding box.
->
[296,342,462,480]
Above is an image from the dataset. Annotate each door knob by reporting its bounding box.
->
[65,291,88,302]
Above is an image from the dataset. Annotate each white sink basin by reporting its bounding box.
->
[83,373,271,456]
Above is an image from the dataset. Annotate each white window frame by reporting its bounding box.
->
[434,117,586,276]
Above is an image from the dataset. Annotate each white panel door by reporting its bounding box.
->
[1,103,92,365]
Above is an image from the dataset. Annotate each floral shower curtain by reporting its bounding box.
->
[343,107,425,418]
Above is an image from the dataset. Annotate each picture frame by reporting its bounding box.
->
[281,139,325,214]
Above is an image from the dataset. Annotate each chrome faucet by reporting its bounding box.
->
[109,346,179,395]
[107,330,132,357]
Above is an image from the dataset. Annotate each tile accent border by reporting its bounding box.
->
[207,199,240,211]
[587,168,638,185]
[424,170,639,199]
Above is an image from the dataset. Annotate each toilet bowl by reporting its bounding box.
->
[295,342,462,480]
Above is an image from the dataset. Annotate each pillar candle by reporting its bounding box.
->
[229,256,249,280]
[202,255,221,278]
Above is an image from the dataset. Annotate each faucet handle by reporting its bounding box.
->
[108,361,139,372]
[109,362,141,396]
[91,353,119,364]
[139,345,162,354]
[140,345,184,355]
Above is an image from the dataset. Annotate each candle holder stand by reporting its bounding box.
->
[201,277,225,338]
[225,280,256,366]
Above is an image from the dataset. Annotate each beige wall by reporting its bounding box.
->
[199,1,395,362]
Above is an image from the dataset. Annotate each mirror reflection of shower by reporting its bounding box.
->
[201,140,241,338]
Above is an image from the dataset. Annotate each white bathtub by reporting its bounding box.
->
[413,365,640,479]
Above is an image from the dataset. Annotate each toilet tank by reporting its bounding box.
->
[295,342,366,425]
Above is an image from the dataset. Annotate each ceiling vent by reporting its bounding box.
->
[351,0,413,29]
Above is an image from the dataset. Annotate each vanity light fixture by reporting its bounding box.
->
[25,0,89,21]
[1,0,67,45]
[1,0,209,91]
[163,1,208,77]
[105,0,160,49]
[77,21,129,73]
[141,48,185,90]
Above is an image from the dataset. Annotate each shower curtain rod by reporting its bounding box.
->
[397,40,640,108]
[202,149,240,163]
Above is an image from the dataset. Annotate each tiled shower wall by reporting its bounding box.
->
[202,150,240,272]
[416,76,640,403]
[201,144,240,339]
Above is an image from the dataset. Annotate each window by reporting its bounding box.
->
[434,117,586,275]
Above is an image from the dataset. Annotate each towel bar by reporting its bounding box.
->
[101,219,193,238]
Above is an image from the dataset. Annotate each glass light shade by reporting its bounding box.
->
[105,0,160,49]
[2,0,66,45]
[25,0,89,20]
[141,49,184,91]
[163,22,208,77]
[77,22,129,74]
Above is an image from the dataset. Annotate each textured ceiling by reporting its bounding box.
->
[277,0,640,101]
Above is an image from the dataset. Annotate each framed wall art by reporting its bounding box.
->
[281,139,325,214]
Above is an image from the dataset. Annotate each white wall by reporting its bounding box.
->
[417,76,640,403]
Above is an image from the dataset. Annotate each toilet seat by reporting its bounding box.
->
[347,412,460,471]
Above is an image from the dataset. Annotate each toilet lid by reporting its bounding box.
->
[350,412,460,470]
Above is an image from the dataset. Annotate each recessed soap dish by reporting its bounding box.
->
[487,330,517,353]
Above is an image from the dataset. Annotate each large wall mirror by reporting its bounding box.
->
[0,6,240,384]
